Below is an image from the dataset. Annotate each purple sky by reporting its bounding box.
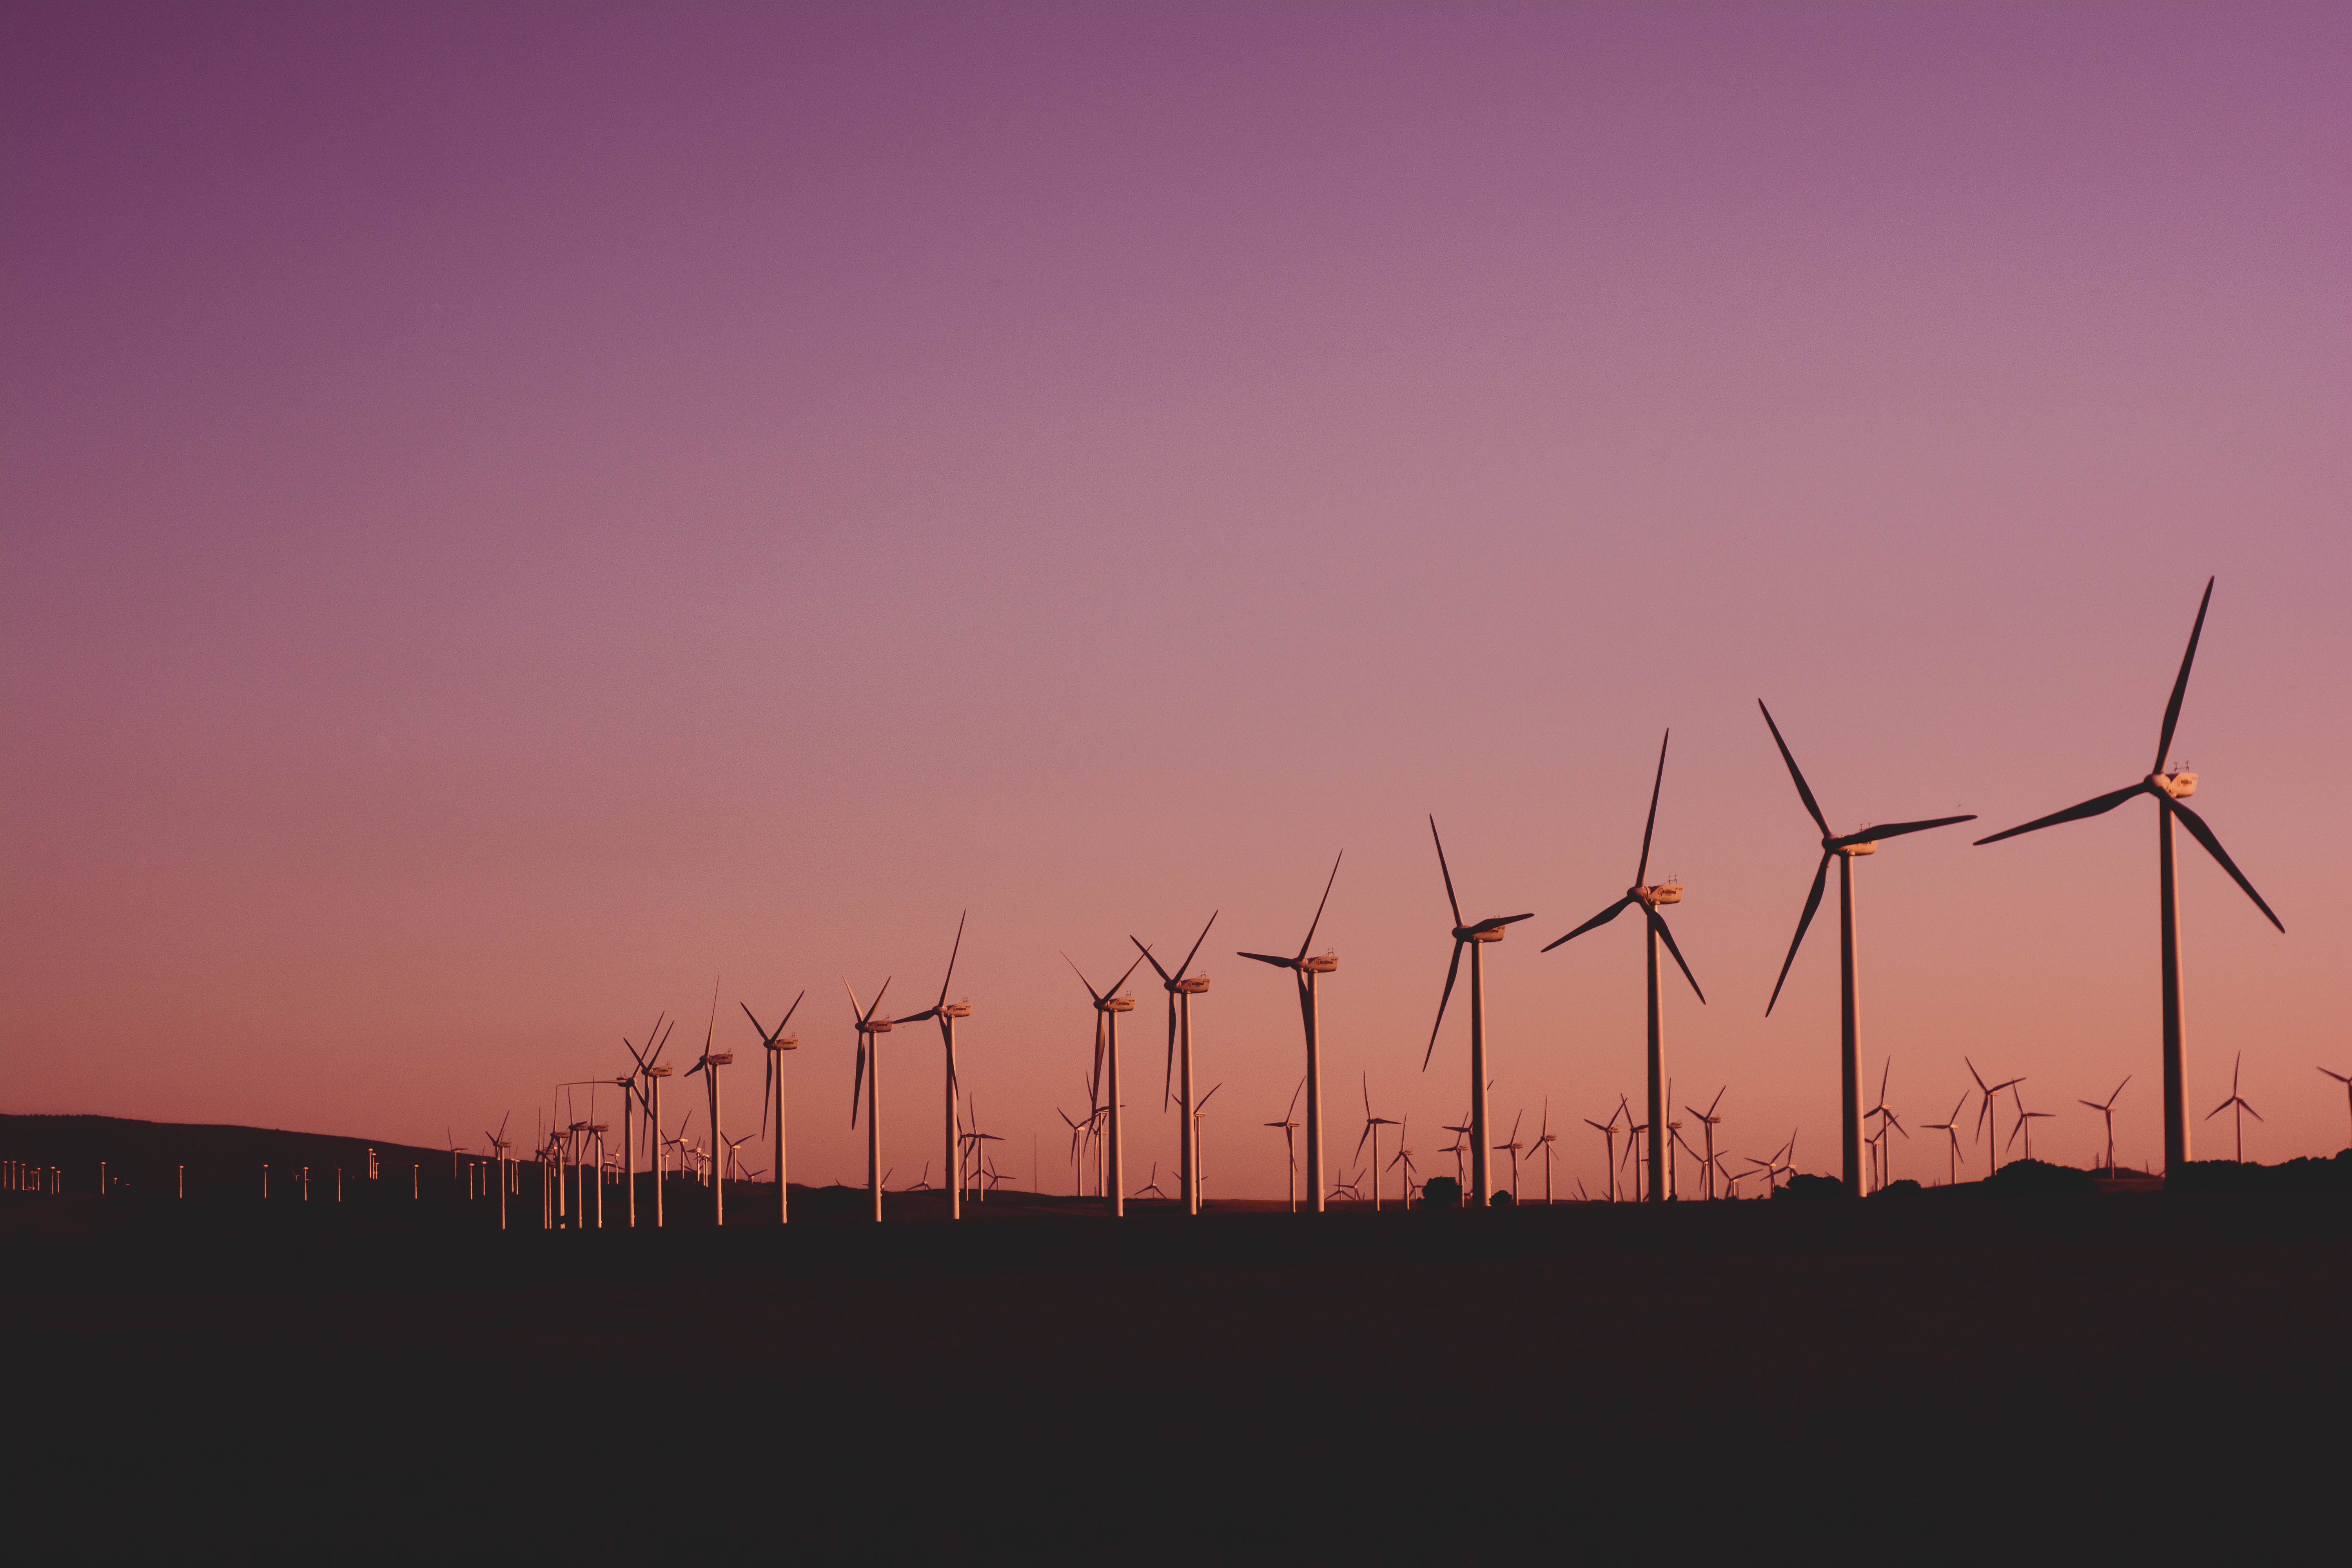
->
[5,2,2348,1195]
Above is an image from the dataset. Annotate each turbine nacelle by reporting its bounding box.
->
[648,1064,673,1078]
[1176,975,1211,993]
[1634,881,1682,907]
[941,1002,972,1019]
[1101,996,1136,1013]
[769,1036,800,1051]
[863,1020,894,1035]
[1303,953,1339,973]
[2155,770,2198,799]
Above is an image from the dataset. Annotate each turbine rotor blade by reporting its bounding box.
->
[1649,909,1706,1004]
[1637,731,1670,886]
[1297,850,1343,962]
[1973,783,2146,846]
[1766,853,1832,1016]
[2156,577,2215,773]
[937,909,966,1005]
[1758,702,1829,837]
[1132,935,1174,985]
[2166,797,2283,932]
[1842,814,1976,846]
[1422,940,1465,1071]
[1236,951,1295,969]
[1430,818,1464,929]
[1176,911,1218,980]
[1543,895,1634,952]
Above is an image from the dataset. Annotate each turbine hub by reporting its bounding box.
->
[2156,770,2198,799]
[1841,841,1876,856]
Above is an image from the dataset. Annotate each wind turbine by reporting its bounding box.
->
[1353,1074,1400,1213]
[1264,1078,1304,1213]
[1758,701,1974,1197]
[1966,1059,2023,1183]
[2206,1053,2262,1163]
[1133,1163,1170,1201]
[1919,1096,1967,1186]
[1683,1089,1725,1200]
[1190,1082,1222,1207]
[1133,912,1217,1218]
[1864,1063,1906,1192]
[617,1013,670,1229]
[1421,820,1534,1209]
[1975,579,2283,1173]
[1065,950,1149,1218]
[2080,1076,2129,1178]
[682,979,733,1225]
[2320,1068,2352,1151]
[1583,1113,1622,1203]
[742,991,803,1224]
[1530,1103,1559,1204]
[893,913,973,1220]
[1239,853,1343,1216]
[846,977,895,1223]
[484,1114,511,1230]
[1492,1110,1527,1201]
[1387,1116,1418,1208]
[2005,1085,2055,1163]
[1546,732,1704,1204]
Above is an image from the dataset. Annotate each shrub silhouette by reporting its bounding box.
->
[1420,1176,1461,1209]
[1986,1158,2095,1194]
[1776,1172,1847,1202]
[1879,1178,1922,1197]
[1490,1189,1515,1207]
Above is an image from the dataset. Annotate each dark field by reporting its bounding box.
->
[5,1161,2348,1564]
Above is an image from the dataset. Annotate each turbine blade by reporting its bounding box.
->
[1132,935,1174,984]
[1111,949,1151,996]
[1176,911,1218,980]
[1543,895,1634,952]
[2166,798,2283,932]
[779,989,804,1029]
[1297,850,1343,961]
[849,1040,866,1127]
[2155,577,2214,773]
[1163,993,1177,1113]
[1422,940,1465,1071]
[1765,854,1832,1016]
[1062,951,1102,1002]
[1236,951,1294,968]
[1757,702,1830,837]
[1430,818,1464,929]
[937,909,967,1005]
[1637,730,1669,886]
[1649,910,1705,1003]
[1845,814,1976,844]
[1974,783,2146,845]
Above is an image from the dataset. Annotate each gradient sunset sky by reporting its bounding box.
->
[5,2,2347,1198]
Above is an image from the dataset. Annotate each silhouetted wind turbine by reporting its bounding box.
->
[2206,1053,2262,1163]
[1530,1103,1559,1204]
[2080,1076,2129,1178]
[1920,1096,1967,1186]
[1240,852,1342,1215]
[894,913,973,1220]
[1684,1089,1725,1200]
[1492,1110,1527,1201]
[682,978,733,1225]
[1966,1058,2022,1182]
[1864,1062,1906,1192]
[1759,701,1974,1197]
[485,1113,512,1230]
[1354,1074,1400,1213]
[1546,733,1704,1204]
[1133,912,1217,1217]
[618,1013,669,1228]
[846,977,895,1222]
[1265,1078,1304,1213]
[1975,579,2282,1173]
[1583,1112,1622,1203]
[743,991,803,1224]
[2320,1068,2352,1151]
[1065,949,1148,1218]
[1387,1115,1417,1208]
[1421,820,1533,1209]
[1189,1082,1221,1205]
[2005,1084,2054,1163]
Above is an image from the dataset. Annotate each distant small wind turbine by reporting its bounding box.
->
[1354,1074,1401,1213]
[682,978,733,1226]
[1546,732,1704,1205]
[1265,1078,1305,1212]
[1919,1096,1968,1186]
[846,976,895,1223]
[1529,1103,1559,1204]
[1065,949,1149,1218]
[1684,1089,1725,1200]
[2205,1053,2262,1164]
[1240,853,1344,1215]
[1133,911,1217,1217]
[2005,1086,2055,1164]
[893,913,973,1220]
[1492,1110,1527,1202]
[1421,820,1534,1210]
[1966,1058,2023,1182]
[2079,1076,2130,1178]
[743,991,804,1224]
[2318,1067,2352,1151]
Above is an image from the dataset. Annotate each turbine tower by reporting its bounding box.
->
[1132,912,1218,1217]
[1239,853,1343,1215]
[1419,819,1533,1210]
[1545,732,1705,1203]
[846,977,895,1222]
[893,913,973,1220]
[1975,579,2282,1174]
[1065,950,1148,1218]
[742,991,804,1223]
[1758,701,1975,1197]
